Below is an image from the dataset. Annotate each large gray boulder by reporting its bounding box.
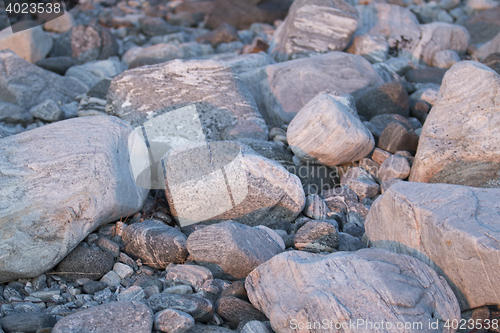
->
[0,116,148,282]
[245,249,460,333]
[240,52,383,126]
[365,181,500,310]
[410,61,500,187]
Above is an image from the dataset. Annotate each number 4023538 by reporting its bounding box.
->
[5,2,62,14]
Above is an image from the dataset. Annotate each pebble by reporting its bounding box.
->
[154,309,195,333]
[117,286,146,302]
[113,263,134,279]
[146,293,214,322]
[100,271,122,287]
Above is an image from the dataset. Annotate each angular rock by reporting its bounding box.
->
[380,178,403,193]
[0,313,56,333]
[216,296,267,327]
[354,81,410,119]
[100,271,121,287]
[378,121,419,153]
[410,61,500,187]
[113,263,134,279]
[166,265,213,291]
[146,293,214,322]
[371,147,392,164]
[65,57,126,91]
[365,181,500,310]
[432,49,461,69]
[186,222,284,279]
[246,249,460,333]
[55,245,114,281]
[0,116,148,282]
[348,34,389,63]
[0,26,53,63]
[29,99,64,122]
[303,194,331,220]
[294,221,339,253]
[52,301,153,333]
[340,167,380,200]
[117,286,146,302]
[287,91,374,166]
[270,0,358,61]
[122,221,188,269]
[77,96,107,117]
[241,51,383,126]
[83,281,108,294]
[378,154,411,182]
[0,101,32,124]
[154,309,195,333]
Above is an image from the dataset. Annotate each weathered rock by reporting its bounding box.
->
[50,25,102,63]
[432,49,461,68]
[154,309,195,333]
[0,313,56,333]
[340,167,380,200]
[122,221,188,269]
[270,0,358,61]
[35,56,78,75]
[186,323,236,333]
[410,83,440,106]
[146,293,214,322]
[55,245,114,281]
[122,44,184,66]
[405,67,447,85]
[365,181,500,310]
[378,121,419,153]
[77,96,107,117]
[241,38,269,55]
[83,281,108,294]
[378,154,411,181]
[337,232,367,251]
[303,194,331,220]
[197,23,240,47]
[43,12,75,33]
[0,50,87,110]
[65,57,126,91]
[0,26,53,63]
[166,264,213,291]
[380,178,403,193]
[294,221,339,253]
[52,301,153,333]
[354,81,409,119]
[100,270,121,287]
[219,52,276,74]
[216,296,267,327]
[246,249,460,333]
[140,17,181,36]
[410,61,500,187]
[186,222,284,279]
[0,101,32,124]
[348,34,389,63]
[163,142,304,227]
[0,116,148,282]
[29,99,64,122]
[234,138,293,170]
[117,285,146,302]
[287,91,374,166]
[371,147,392,164]
[464,6,500,44]
[473,31,500,61]
[241,51,383,126]
[240,321,273,333]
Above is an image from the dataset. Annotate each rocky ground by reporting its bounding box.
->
[0,0,500,332]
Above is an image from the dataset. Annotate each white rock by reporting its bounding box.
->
[113,263,134,279]
[154,309,195,333]
[43,13,75,33]
[0,26,53,63]
[100,271,121,287]
[432,49,461,68]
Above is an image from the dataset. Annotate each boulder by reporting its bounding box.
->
[240,51,383,126]
[0,116,148,282]
[55,245,115,281]
[270,0,359,61]
[287,91,375,166]
[354,81,410,119]
[0,26,53,63]
[365,181,500,310]
[245,249,460,333]
[410,61,500,187]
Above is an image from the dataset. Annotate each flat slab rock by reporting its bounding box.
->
[410,61,500,187]
[245,249,460,333]
[366,181,500,310]
[0,116,148,282]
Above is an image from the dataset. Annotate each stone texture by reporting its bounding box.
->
[52,301,153,333]
[348,34,389,63]
[154,309,195,333]
[35,56,78,75]
[0,116,147,282]
[43,12,75,33]
[146,293,213,322]
[55,245,114,281]
[340,167,380,200]
[405,67,447,85]
[29,99,64,122]
[166,264,213,291]
[432,49,461,69]
[122,44,184,66]
[118,286,146,302]
[0,26,53,63]
[354,81,410,119]
[303,194,331,220]
[464,6,500,44]
[65,57,126,91]
[473,31,500,61]
[0,50,87,110]
[122,221,188,269]
[410,61,500,187]
[378,154,411,182]
[0,313,56,333]
[245,249,460,333]
[196,23,240,47]
[100,270,122,287]
[241,51,383,126]
[186,222,284,279]
[216,296,267,327]
[140,17,180,37]
[365,181,500,310]
[287,91,375,166]
[0,101,32,124]
[337,232,367,251]
[270,0,358,61]
[378,121,419,153]
[294,221,339,253]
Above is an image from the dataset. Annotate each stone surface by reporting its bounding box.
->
[154,309,195,333]
[410,61,500,187]
[294,221,339,253]
[0,26,53,63]
[52,301,153,333]
[146,293,213,322]
[287,91,375,166]
[378,154,411,182]
[100,270,122,287]
[0,116,148,282]
[43,12,75,33]
[348,34,389,63]
[340,167,380,200]
[246,249,460,333]
[118,285,146,302]
[378,121,419,153]
[55,245,114,281]
[432,49,461,69]
[0,101,32,124]
[166,265,213,291]
[270,0,358,61]
[354,81,410,119]
[122,221,188,269]
[83,281,108,294]
[241,51,383,126]
[29,99,64,122]
[464,6,500,44]
[474,31,500,61]
[113,262,134,279]
[405,67,447,85]
[35,56,78,75]
[0,313,56,333]
[186,222,284,279]
[303,194,331,220]
[65,57,126,91]
[240,321,273,333]
[0,50,87,110]
[196,23,240,47]
[365,181,500,310]
[337,232,367,251]
[216,296,267,327]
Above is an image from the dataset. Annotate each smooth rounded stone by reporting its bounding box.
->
[270,0,358,61]
[180,42,214,59]
[405,67,448,85]
[117,286,146,302]
[294,221,339,253]
[287,91,374,166]
[186,221,284,280]
[0,116,148,283]
[43,12,75,33]
[52,301,153,333]
[303,194,331,220]
[240,321,273,333]
[122,221,188,269]
[245,249,460,333]
[378,121,419,154]
[378,154,411,182]
[196,23,240,47]
[0,101,32,125]
[354,81,409,120]
[139,17,180,37]
[0,313,56,333]
[410,83,440,106]
[35,57,78,75]
[337,232,367,251]
[473,31,500,62]
[410,61,500,187]
[65,57,126,91]
[348,35,389,63]
[122,44,184,66]
[365,182,500,310]
[106,59,268,142]
[340,167,380,200]
[240,51,383,127]
[410,99,430,124]
[166,265,213,291]
[432,49,461,69]
[29,99,64,122]
[234,138,294,170]
[100,271,121,287]
[163,285,194,295]
[219,280,248,301]
[380,178,403,193]
[0,25,53,63]
[163,142,304,227]
[54,244,114,281]
[218,53,276,74]
[215,296,267,327]
[83,281,108,294]
[113,263,134,280]
[371,147,392,164]
[0,50,87,110]
[146,293,213,322]
[154,309,195,333]
[97,237,120,258]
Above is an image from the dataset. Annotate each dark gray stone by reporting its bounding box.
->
[83,280,108,294]
[215,296,267,327]
[378,121,419,154]
[87,78,112,100]
[219,280,247,301]
[354,81,409,120]
[405,67,447,85]
[55,245,114,281]
[294,221,339,253]
[0,313,56,333]
[146,293,214,322]
[139,17,181,36]
[35,57,78,75]
[337,232,367,251]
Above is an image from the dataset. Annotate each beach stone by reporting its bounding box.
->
[348,34,389,63]
[154,309,195,333]
[196,23,240,47]
[35,56,78,75]
[241,51,383,126]
[186,324,236,333]
[65,57,126,91]
[220,53,276,74]
[464,6,500,44]
[55,245,114,281]
[122,221,188,269]
[117,286,146,302]
[378,154,411,182]
[371,147,392,164]
[113,263,134,279]
[337,232,367,251]
[245,249,460,333]
[52,301,153,333]
[234,138,293,170]
[294,221,339,253]
[270,0,358,61]
[0,116,147,283]
[166,265,213,291]
[340,167,379,200]
[432,49,461,69]
[216,296,267,327]
[240,321,273,333]
[0,313,56,333]
[380,178,404,193]
[83,281,108,294]
[0,26,53,63]
[43,12,75,33]
[100,271,121,287]
[365,181,500,310]
[303,194,331,220]
[29,99,64,122]
[186,221,284,280]
[410,61,500,187]
[146,293,214,322]
[0,50,87,110]
[354,81,410,119]
[122,44,184,66]
[50,25,102,63]
[0,101,32,124]
[473,31,500,61]
[287,91,374,166]
[378,121,419,153]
